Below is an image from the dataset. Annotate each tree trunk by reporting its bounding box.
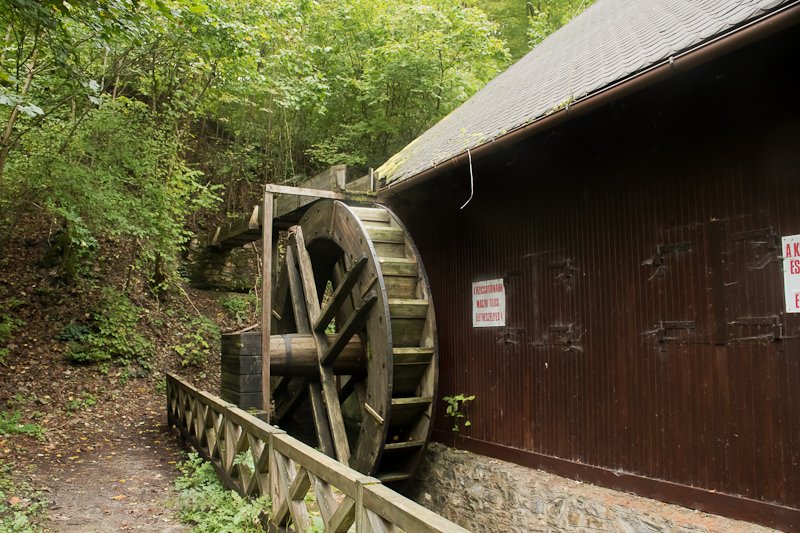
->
[0,48,38,186]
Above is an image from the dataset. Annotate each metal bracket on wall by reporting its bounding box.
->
[642,242,692,280]
[530,323,583,352]
[549,259,579,289]
[495,327,524,347]
[642,320,696,352]
[728,315,784,344]
[731,226,781,270]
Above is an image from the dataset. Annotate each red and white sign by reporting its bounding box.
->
[472,279,506,327]
[783,234,800,313]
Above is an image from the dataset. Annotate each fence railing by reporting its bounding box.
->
[166,373,468,532]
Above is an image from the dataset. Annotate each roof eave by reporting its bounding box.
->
[379,0,800,200]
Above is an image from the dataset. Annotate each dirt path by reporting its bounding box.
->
[32,411,187,532]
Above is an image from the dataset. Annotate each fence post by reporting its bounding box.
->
[355,477,382,532]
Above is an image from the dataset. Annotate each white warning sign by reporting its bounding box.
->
[472,279,506,327]
[783,234,800,313]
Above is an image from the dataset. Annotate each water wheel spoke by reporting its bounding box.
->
[308,382,335,458]
[292,225,352,464]
[285,243,311,333]
[315,254,368,333]
[321,291,377,366]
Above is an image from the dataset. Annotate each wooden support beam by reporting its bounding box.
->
[274,165,347,219]
[261,190,273,421]
[308,382,335,458]
[320,291,377,367]
[314,255,368,333]
[267,183,348,199]
[292,226,352,465]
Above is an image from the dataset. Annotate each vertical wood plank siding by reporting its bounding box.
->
[388,30,800,522]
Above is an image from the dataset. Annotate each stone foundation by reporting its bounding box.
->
[410,443,775,533]
[183,240,258,292]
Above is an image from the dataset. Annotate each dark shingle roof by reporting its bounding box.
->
[378,0,790,185]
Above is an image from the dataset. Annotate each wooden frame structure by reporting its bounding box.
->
[166,373,465,532]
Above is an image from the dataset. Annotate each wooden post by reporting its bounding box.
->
[261,189,274,420]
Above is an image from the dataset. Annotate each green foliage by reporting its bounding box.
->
[64,287,155,365]
[56,322,91,342]
[0,460,46,532]
[0,0,581,292]
[173,315,220,367]
[174,453,268,532]
[527,0,595,49]
[443,393,475,433]
[64,392,97,413]
[0,411,45,441]
[220,292,258,326]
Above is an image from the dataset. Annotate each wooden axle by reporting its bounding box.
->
[222,333,364,376]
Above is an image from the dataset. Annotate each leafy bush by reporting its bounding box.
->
[64,287,155,365]
[174,316,220,367]
[0,411,45,441]
[174,453,268,532]
[56,322,91,342]
[220,293,258,326]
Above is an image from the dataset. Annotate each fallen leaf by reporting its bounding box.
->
[111,495,127,501]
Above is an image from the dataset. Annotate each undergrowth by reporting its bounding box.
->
[62,286,155,366]
[174,453,268,532]
[220,292,258,326]
[0,411,45,441]
[0,461,46,532]
[173,315,220,367]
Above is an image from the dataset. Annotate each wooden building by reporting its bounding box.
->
[375,1,800,529]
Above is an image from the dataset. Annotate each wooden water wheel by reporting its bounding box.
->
[264,199,438,486]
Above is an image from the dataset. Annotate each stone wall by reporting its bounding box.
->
[183,239,258,292]
[410,443,775,533]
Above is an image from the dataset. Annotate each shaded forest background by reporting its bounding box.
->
[0,0,591,288]
[0,3,590,527]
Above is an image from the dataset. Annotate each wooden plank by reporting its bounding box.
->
[320,291,377,366]
[272,433,366,497]
[384,440,426,451]
[378,258,418,277]
[272,253,290,324]
[268,183,347,199]
[211,205,261,249]
[388,299,429,318]
[273,455,311,530]
[362,483,470,533]
[314,255,368,333]
[274,165,347,219]
[364,226,405,243]
[261,190,273,422]
[365,508,396,533]
[285,243,311,334]
[308,382,335,458]
[292,226,352,464]
[309,471,338,530]
[328,496,356,533]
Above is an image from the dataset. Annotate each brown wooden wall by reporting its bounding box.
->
[388,27,800,529]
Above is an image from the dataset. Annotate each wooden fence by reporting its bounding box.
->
[166,373,468,532]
